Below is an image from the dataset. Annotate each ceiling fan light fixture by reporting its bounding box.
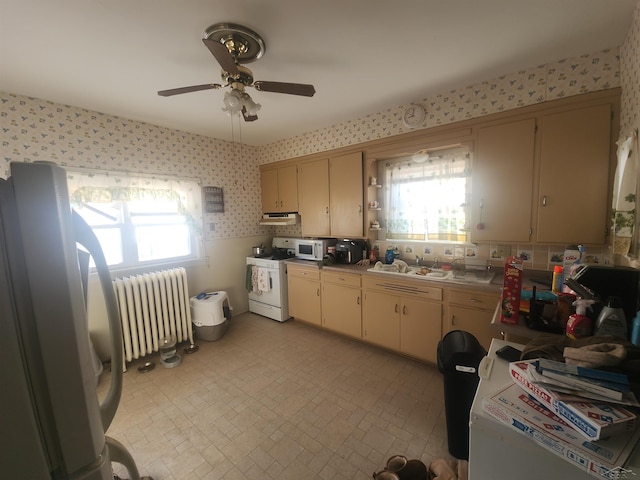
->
[222,89,261,117]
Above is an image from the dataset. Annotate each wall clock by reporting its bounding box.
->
[402,104,426,129]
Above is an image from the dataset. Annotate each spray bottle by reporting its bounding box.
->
[566,299,595,340]
[594,296,627,338]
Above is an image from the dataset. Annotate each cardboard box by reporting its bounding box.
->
[500,256,523,324]
[509,360,637,440]
[483,383,640,478]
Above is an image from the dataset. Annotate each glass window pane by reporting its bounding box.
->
[75,203,120,226]
[136,225,191,262]
[92,228,123,266]
[130,214,185,226]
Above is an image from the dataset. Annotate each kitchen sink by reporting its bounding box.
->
[367,265,496,284]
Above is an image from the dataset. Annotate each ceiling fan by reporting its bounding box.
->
[157,23,316,122]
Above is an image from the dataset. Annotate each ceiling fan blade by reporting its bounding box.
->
[253,81,316,97]
[202,38,240,76]
[242,106,258,122]
[157,84,221,97]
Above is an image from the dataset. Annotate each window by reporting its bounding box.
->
[379,146,470,242]
[67,169,203,270]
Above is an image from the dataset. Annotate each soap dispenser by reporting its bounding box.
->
[594,296,627,339]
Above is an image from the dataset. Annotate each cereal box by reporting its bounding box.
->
[500,256,523,324]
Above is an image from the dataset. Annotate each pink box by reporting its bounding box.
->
[500,256,523,324]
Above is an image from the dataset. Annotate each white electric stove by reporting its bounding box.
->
[246,237,297,322]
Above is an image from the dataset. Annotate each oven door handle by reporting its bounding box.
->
[270,276,273,289]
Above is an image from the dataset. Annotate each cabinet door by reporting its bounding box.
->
[288,277,321,326]
[299,158,331,236]
[260,169,280,213]
[537,104,612,244]
[472,119,536,243]
[400,297,442,364]
[330,152,364,238]
[322,282,362,338]
[448,305,496,351]
[362,291,400,350]
[278,164,299,212]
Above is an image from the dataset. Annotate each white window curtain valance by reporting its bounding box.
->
[612,132,638,255]
[383,150,470,241]
[66,169,204,239]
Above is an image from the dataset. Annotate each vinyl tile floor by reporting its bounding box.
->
[98,312,453,480]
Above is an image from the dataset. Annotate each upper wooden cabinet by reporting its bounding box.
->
[471,118,536,243]
[260,164,298,213]
[298,151,364,237]
[298,158,331,235]
[470,94,617,246]
[536,104,612,244]
[330,152,364,238]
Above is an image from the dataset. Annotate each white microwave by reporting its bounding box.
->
[295,238,336,261]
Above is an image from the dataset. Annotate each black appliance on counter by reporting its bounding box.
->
[571,265,640,336]
[335,239,366,264]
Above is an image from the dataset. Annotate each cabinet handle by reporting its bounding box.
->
[395,304,399,313]
[316,288,320,297]
[358,204,362,214]
[542,195,547,207]
[326,206,329,214]
[280,200,283,207]
[301,272,307,276]
[402,305,407,315]
[357,296,360,305]
[469,298,481,303]
[451,314,455,325]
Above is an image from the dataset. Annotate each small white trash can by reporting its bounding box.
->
[190,291,232,341]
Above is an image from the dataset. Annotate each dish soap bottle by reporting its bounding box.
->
[385,247,395,264]
[566,299,595,340]
[594,296,627,339]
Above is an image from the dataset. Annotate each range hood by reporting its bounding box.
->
[259,213,300,226]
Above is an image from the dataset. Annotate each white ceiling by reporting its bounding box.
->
[1,0,637,146]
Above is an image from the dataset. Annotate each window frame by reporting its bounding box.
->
[66,168,205,274]
[377,145,471,244]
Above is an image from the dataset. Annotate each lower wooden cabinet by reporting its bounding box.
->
[362,276,443,362]
[362,291,400,350]
[322,282,362,337]
[448,289,500,351]
[399,297,442,364]
[287,264,322,326]
[287,267,497,363]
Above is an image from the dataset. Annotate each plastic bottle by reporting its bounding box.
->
[566,299,595,340]
[385,247,395,264]
[562,245,581,293]
[594,296,627,339]
[631,311,640,346]
[552,265,563,294]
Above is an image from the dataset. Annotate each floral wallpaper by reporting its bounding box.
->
[259,48,620,164]
[0,95,261,240]
[620,1,640,139]
[0,46,628,244]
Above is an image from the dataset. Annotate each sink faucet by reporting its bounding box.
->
[415,255,421,266]
[433,257,440,269]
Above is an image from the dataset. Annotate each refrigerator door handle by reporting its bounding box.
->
[72,211,123,432]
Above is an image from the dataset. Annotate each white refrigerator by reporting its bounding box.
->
[0,162,146,479]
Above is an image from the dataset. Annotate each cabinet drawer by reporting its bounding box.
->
[288,265,320,281]
[449,290,497,310]
[322,270,361,287]
[363,275,442,301]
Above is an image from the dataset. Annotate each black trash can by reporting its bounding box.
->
[437,330,487,460]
